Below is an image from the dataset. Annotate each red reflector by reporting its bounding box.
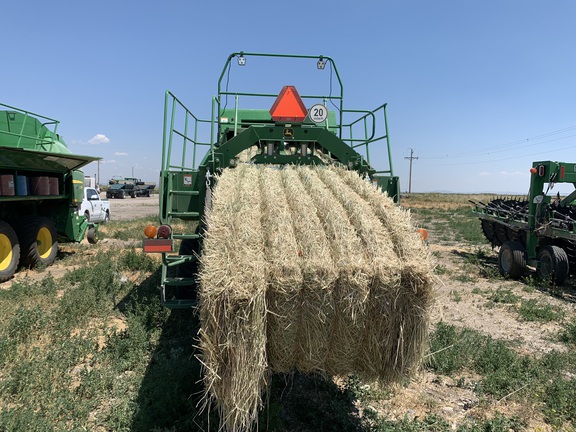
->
[157,225,172,239]
[538,165,545,176]
[269,86,308,122]
[560,165,565,179]
[143,238,173,253]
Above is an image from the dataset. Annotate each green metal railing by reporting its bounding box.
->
[162,91,213,172]
[0,102,60,149]
[341,103,394,175]
[162,53,394,178]
[217,52,344,136]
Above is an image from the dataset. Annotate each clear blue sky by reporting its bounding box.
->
[3,1,576,193]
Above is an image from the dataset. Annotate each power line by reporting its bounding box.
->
[419,125,576,160]
[427,142,576,166]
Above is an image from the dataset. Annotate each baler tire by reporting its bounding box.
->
[537,245,569,285]
[0,221,20,282]
[498,241,526,279]
[87,227,99,244]
[17,216,58,268]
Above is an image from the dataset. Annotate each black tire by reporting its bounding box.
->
[87,227,99,244]
[106,191,111,199]
[0,221,20,282]
[130,192,136,198]
[537,245,569,285]
[498,241,526,279]
[119,190,125,199]
[17,216,58,268]
[84,211,91,222]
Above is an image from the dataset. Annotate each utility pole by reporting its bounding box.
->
[404,148,418,194]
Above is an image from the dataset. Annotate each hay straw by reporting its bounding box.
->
[295,167,371,375]
[198,163,434,432]
[258,166,303,372]
[329,166,434,376]
[278,166,337,372]
[198,164,268,432]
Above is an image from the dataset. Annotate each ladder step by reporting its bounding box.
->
[163,277,196,286]
[168,211,200,218]
[172,233,202,240]
[165,255,198,267]
[170,190,200,196]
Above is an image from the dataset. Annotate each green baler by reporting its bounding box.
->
[0,102,100,282]
[143,52,401,308]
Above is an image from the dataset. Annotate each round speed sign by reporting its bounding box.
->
[309,104,328,123]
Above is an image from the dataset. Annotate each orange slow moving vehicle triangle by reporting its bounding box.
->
[269,86,308,122]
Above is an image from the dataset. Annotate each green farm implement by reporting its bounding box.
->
[143,52,400,308]
[473,160,576,284]
[0,102,100,282]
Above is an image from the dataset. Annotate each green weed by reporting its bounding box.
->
[559,318,576,345]
[453,273,476,283]
[517,299,564,322]
[488,288,520,304]
[427,322,576,425]
[434,264,450,275]
[450,290,462,302]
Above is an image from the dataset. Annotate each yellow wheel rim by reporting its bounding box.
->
[0,233,13,272]
[37,227,53,260]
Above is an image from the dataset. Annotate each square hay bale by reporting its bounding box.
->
[198,164,434,432]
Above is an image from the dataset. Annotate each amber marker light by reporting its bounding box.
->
[417,228,429,241]
[530,167,537,174]
[144,225,158,239]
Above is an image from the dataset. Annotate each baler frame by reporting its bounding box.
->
[147,52,400,308]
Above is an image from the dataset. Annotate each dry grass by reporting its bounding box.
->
[198,164,434,431]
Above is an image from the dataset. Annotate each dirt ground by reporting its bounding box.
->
[6,195,575,429]
[102,192,159,221]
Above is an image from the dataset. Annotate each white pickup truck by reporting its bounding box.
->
[79,187,111,223]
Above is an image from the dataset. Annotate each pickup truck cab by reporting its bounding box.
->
[79,187,111,223]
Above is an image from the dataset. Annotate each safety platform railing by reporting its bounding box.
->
[0,102,60,149]
[162,91,213,172]
[340,103,394,176]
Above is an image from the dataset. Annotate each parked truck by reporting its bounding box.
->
[0,102,101,282]
[107,176,155,198]
[79,187,110,224]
